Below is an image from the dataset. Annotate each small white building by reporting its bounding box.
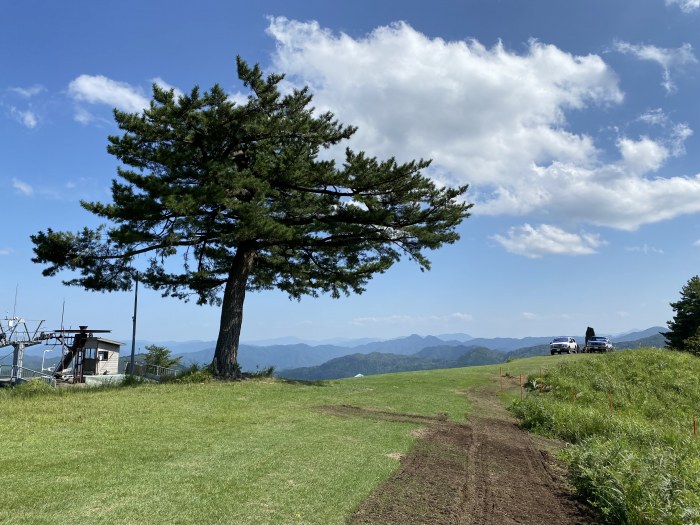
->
[82,337,123,375]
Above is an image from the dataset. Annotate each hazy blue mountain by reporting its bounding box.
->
[452,347,505,367]
[348,334,463,354]
[414,344,490,361]
[507,344,550,359]
[244,336,382,347]
[615,333,665,349]
[278,346,506,380]
[613,327,665,343]
[434,333,474,342]
[461,336,553,352]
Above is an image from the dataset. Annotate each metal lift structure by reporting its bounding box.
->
[0,317,51,384]
[51,326,111,383]
[0,319,111,385]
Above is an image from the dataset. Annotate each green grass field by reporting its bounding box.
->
[5,351,693,525]
[1,358,553,525]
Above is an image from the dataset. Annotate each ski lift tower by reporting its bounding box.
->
[0,317,51,384]
[51,326,114,383]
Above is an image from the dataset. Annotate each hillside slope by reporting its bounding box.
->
[513,349,700,523]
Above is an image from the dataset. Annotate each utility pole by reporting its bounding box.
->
[129,277,138,374]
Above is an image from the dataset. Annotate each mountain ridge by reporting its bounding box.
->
[9,327,666,374]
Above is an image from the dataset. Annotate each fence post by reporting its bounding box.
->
[520,374,523,401]
[499,367,502,391]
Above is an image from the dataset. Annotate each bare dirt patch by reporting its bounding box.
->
[338,383,600,525]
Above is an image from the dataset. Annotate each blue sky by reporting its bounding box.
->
[2,0,699,343]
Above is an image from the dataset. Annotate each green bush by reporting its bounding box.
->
[173,364,214,384]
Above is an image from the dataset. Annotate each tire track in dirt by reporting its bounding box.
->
[342,386,599,525]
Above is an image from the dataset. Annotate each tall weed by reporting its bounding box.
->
[511,349,700,523]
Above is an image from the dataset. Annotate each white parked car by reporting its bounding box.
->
[549,336,579,355]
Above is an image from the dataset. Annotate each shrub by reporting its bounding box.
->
[174,364,214,384]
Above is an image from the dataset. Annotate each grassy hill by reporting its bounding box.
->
[3,348,696,524]
[512,348,700,523]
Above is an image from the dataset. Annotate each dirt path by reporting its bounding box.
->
[342,383,599,525]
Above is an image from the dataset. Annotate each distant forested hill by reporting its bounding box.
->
[279,346,505,380]
[277,330,668,380]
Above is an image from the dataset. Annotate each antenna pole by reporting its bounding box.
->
[13,284,18,318]
[129,278,138,374]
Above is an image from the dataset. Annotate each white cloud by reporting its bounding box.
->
[447,312,475,323]
[617,136,668,174]
[267,18,622,185]
[0,247,13,256]
[492,224,605,258]
[11,107,38,128]
[637,109,693,156]
[669,123,693,155]
[263,19,700,232]
[613,41,697,93]
[68,74,149,113]
[493,156,700,231]
[227,91,249,106]
[625,244,664,254]
[638,108,668,126]
[12,178,34,196]
[73,106,95,125]
[666,0,700,12]
[522,312,539,320]
[10,85,45,98]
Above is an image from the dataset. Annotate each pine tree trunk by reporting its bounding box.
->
[212,246,256,378]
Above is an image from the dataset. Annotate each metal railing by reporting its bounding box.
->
[0,365,56,387]
[128,363,180,379]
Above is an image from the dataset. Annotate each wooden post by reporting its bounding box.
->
[520,374,523,401]
[539,367,542,383]
[499,367,502,391]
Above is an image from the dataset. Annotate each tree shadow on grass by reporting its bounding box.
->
[276,378,329,387]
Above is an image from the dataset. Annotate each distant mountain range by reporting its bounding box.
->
[278,329,667,380]
[6,327,666,377]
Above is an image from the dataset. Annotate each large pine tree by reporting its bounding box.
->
[31,58,472,378]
